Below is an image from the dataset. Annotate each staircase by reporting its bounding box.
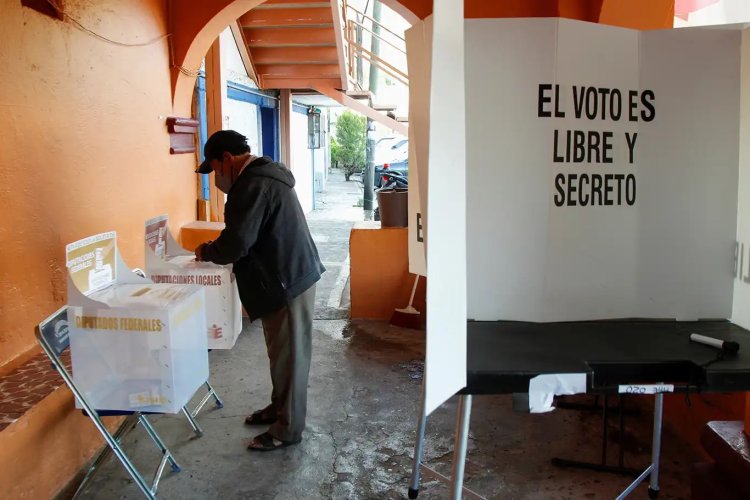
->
[235,0,408,135]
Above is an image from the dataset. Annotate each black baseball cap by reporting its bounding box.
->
[195,130,251,174]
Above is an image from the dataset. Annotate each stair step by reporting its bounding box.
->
[396,116,409,123]
[372,104,397,112]
[345,90,372,100]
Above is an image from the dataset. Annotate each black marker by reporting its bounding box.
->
[690,333,740,354]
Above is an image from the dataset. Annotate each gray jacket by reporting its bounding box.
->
[201,156,325,320]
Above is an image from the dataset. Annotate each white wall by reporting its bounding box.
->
[220,27,257,89]
[225,99,260,155]
[291,110,314,213]
[675,0,750,27]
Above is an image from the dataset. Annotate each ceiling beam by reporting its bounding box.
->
[315,86,408,136]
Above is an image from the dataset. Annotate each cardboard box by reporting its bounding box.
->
[66,231,209,413]
[145,215,242,349]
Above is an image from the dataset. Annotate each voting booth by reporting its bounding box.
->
[409,14,746,416]
[66,231,209,413]
[406,10,750,499]
[144,215,242,350]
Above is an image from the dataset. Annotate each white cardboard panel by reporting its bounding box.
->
[541,21,641,320]
[466,19,740,322]
[638,27,739,320]
[405,18,432,277]
[465,19,557,320]
[732,28,750,329]
[423,0,466,416]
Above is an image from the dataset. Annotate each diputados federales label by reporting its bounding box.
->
[74,315,164,332]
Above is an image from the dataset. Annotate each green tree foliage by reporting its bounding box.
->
[330,136,341,169]
[332,111,366,181]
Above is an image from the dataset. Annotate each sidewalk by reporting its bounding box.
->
[307,168,365,320]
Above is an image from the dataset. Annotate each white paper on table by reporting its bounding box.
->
[528,373,587,413]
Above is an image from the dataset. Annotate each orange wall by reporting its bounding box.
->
[393,0,671,25]
[350,223,426,320]
[0,0,196,496]
[0,0,196,374]
[0,388,121,500]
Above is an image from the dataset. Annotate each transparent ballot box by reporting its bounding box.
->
[66,232,209,413]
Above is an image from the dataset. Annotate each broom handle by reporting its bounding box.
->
[407,274,420,306]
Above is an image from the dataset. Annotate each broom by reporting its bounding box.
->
[390,274,423,329]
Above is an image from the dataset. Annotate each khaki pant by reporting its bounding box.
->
[261,284,316,442]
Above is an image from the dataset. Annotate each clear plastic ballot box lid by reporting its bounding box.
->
[66,231,209,414]
[144,215,242,349]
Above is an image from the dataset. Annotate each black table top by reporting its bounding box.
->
[465,320,750,394]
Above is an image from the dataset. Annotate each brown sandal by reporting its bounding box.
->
[244,409,276,426]
[247,432,300,451]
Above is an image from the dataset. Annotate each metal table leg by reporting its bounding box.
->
[616,392,664,499]
[408,381,427,499]
[450,395,472,500]
[647,392,663,499]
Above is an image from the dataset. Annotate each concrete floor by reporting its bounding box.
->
[78,171,699,499]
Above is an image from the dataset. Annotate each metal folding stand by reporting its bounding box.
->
[190,380,224,418]
[131,268,223,436]
[617,392,663,500]
[179,380,224,438]
[554,391,664,499]
[36,307,182,500]
[409,389,665,500]
[408,384,486,500]
[551,394,642,476]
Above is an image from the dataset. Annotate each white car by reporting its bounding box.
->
[374,137,408,166]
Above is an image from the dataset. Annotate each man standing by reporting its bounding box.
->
[194,130,324,451]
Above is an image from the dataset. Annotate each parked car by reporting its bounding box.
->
[374,137,408,166]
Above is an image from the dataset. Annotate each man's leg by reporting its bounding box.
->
[260,284,316,443]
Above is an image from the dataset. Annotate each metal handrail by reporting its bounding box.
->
[347,17,406,55]
[340,0,409,91]
[343,0,406,43]
[347,37,408,86]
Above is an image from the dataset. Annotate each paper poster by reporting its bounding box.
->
[66,232,117,296]
[145,214,169,259]
[464,18,740,322]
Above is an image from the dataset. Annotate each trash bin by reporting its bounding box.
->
[376,188,408,227]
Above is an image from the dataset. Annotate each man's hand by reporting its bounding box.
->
[195,241,211,262]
